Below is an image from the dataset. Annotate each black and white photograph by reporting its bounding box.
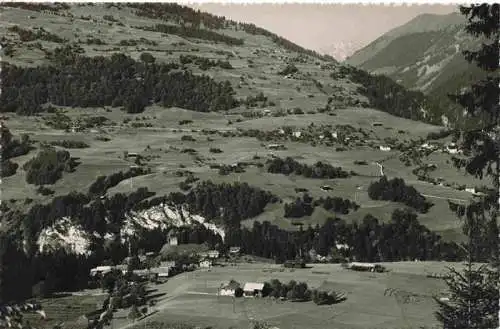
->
[0,1,498,329]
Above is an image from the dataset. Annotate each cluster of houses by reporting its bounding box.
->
[89,247,243,282]
[90,258,176,282]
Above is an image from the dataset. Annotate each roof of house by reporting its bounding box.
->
[243,282,265,291]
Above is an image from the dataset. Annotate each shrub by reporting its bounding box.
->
[278,64,298,76]
[36,185,55,196]
[49,140,89,149]
[209,147,223,153]
[1,160,18,177]
[179,120,193,125]
[235,287,244,297]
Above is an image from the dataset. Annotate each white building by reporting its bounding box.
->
[199,260,212,268]
[207,250,220,259]
[219,280,240,296]
[379,146,391,152]
[90,266,112,277]
[168,236,178,246]
[465,187,476,194]
[243,282,265,297]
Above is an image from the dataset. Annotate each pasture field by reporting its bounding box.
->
[3,104,478,240]
[23,293,107,329]
[116,262,460,329]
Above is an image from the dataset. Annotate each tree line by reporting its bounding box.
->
[137,23,244,46]
[284,193,359,218]
[1,52,238,115]
[166,180,279,228]
[226,208,463,264]
[368,176,433,213]
[88,167,152,197]
[179,54,234,70]
[0,125,33,177]
[333,65,444,124]
[260,279,346,305]
[267,157,351,179]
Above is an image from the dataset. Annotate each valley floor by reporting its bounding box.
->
[107,261,461,329]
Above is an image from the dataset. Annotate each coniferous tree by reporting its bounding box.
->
[435,4,499,328]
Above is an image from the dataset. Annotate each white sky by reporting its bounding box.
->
[190,3,458,58]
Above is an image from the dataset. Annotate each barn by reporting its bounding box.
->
[243,282,265,297]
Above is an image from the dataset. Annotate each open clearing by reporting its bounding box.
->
[111,262,459,329]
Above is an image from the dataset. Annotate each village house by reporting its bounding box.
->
[243,282,265,297]
[346,262,385,273]
[229,246,241,256]
[267,144,286,150]
[167,233,178,246]
[90,266,113,277]
[199,259,212,269]
[219,280,240,296]
[207,250,220,259]
[151,266,170,279]
[465,187,476,194]
[379,145,391,152]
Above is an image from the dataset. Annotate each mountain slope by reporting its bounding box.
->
[0,3,480,309]
[345,12,485,124]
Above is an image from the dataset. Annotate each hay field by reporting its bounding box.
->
[117,262,456,329]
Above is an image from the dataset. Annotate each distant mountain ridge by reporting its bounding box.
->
[345,12,485,125]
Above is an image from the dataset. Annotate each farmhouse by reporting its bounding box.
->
[90,266,112,277]
[229,246,241,256]
[151,266,170,279]
[132,269,150,279]
[207,250,220,259]
[335,243,349,251]
[243,282,265,297]
[267,144,286,150]
[346,262,385,273]
[465,187,476,194]
[199,259,212,268]
[379,145,391,152]
[219,280,240,296]
[126,152,139,158]
[167,235,178,246]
